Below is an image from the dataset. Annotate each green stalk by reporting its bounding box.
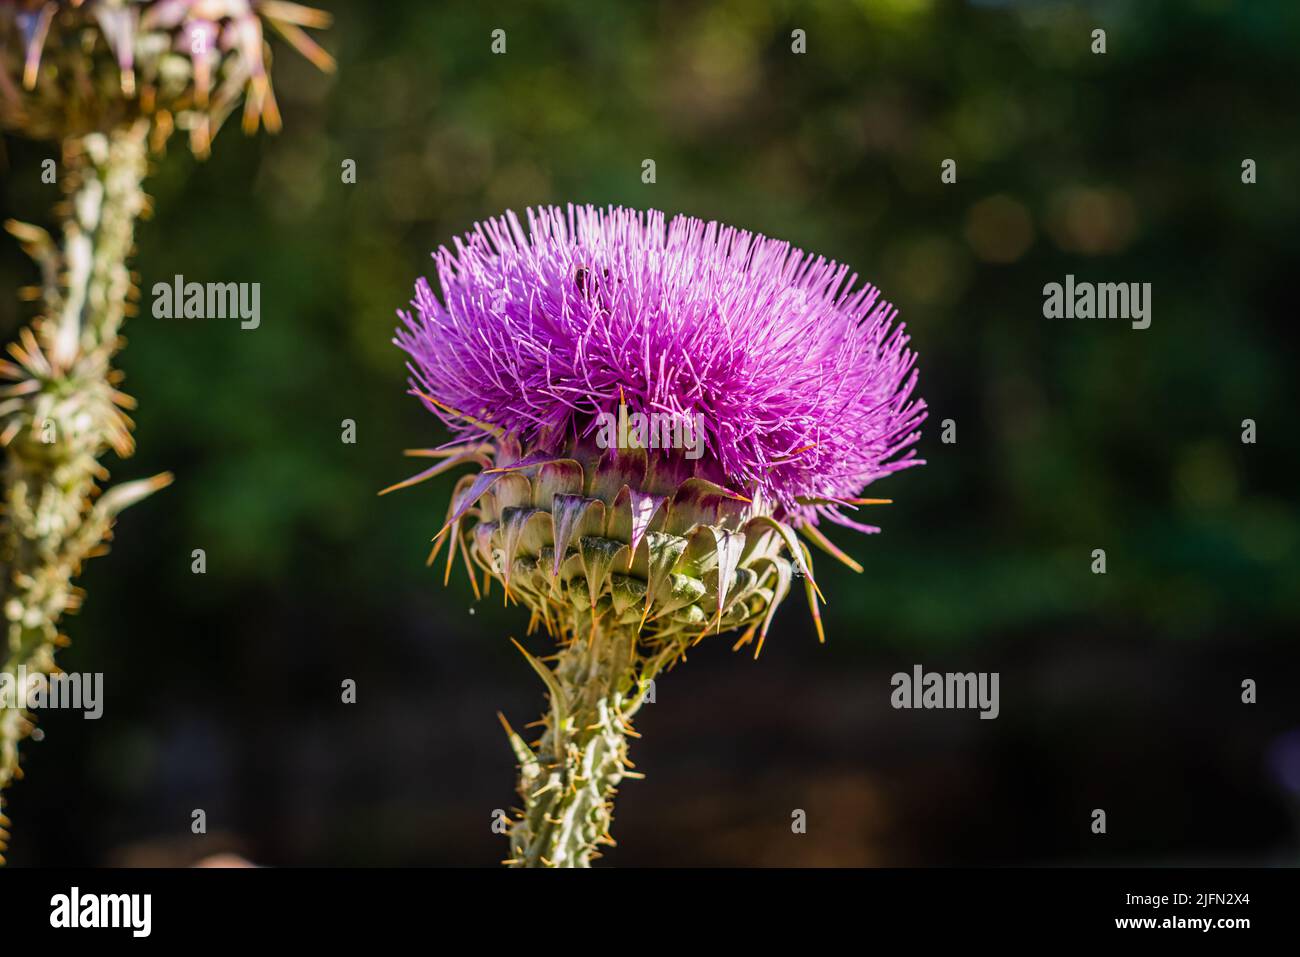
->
[0,118,169,861]
[505,616,671,868]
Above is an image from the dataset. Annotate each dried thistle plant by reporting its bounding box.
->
[391,206,926,866]
[0,0,332,862]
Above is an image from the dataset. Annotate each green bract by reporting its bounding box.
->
[394,435,825,867]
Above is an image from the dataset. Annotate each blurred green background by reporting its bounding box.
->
[1,0,1298,865]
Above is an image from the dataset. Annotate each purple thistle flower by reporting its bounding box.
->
[397,205,925,532]
[392,207,931,865]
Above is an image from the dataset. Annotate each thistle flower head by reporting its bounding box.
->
[0,0,333,153]
[393,208,930,864]
[397,205,925,531]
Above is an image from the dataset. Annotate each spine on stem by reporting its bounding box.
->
[504,619,645,868]
[0,120,170,860]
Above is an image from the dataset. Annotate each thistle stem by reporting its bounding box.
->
[0,119,159,860]
[507,619,652,868]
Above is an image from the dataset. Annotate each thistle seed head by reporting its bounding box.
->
[0,0,333,153]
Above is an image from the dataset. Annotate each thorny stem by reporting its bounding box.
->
[0,119,167,860]
[505,614,671,868]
